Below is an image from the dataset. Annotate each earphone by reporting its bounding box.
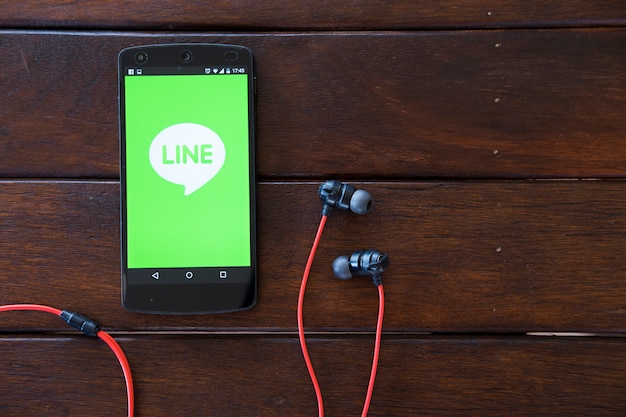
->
[318,179,374,216]
[298,180,389,417]
[332,249,389,286]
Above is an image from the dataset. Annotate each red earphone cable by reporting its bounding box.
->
[298,215,385,417]
[0,303,63,316]
[0,304,134,417]
[361,284,384,417]
[298,214,327,417]
[98,330,135,417]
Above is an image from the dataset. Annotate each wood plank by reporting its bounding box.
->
[1,180,625,333]
[0,335,624,416]
[2,30,626,179]
[1,1,625,30]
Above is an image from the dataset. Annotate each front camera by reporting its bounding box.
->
[134,52,148,65]
[179,50,193,63]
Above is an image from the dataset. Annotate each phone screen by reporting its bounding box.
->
[119,45,256,313]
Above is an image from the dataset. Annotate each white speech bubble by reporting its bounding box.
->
[149,123,226,196]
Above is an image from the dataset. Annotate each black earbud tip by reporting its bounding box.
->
[349,189,373,215]
[332,255,352,280]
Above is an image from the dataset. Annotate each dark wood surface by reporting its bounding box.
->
[1,335,625,417]
[2,180,626,333]
[3,30,626,179]
[1,1,626,416]
[1,1,625,30]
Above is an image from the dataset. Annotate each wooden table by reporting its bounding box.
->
[1,2,625,415]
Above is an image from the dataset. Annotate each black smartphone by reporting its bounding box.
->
[118,44,256,313]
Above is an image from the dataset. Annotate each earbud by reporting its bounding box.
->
[332,249,389,286]
[318,180,373,216]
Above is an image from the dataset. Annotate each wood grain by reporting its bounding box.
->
[3,3,626,415]
[1,180,625,333]
[0,335,624,416]
[1,1,625,30]
[2,30,626,179]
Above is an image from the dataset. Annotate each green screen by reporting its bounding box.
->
[124,74,251,269]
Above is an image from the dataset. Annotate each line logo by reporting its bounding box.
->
[149,123,226,196]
